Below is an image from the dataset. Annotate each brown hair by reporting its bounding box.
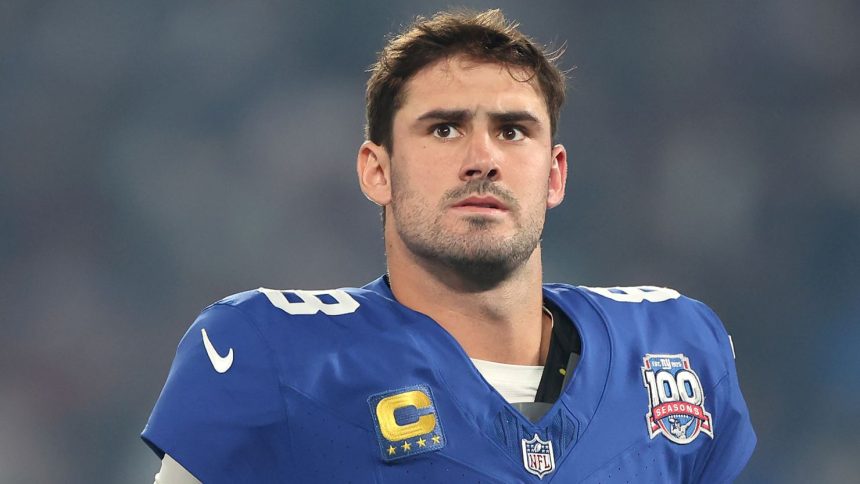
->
[365,9,567,153]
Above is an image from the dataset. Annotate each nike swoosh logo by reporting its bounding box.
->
[201,328,233,373]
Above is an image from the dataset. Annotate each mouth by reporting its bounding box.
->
[451,196,509,213]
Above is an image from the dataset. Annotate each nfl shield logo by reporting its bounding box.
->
[521,434,555,479]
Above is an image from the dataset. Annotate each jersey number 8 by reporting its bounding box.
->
[583,285,681,303]
[258,288,360,315]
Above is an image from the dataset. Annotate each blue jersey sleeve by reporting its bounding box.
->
[692,303,757,483]
[141,303,291,483]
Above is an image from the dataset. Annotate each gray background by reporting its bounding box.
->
[1,0,858,482]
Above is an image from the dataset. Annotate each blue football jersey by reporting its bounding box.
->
[142,277,755,483]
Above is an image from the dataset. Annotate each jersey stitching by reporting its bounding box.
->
[431,367,526,471]
[425,447,513,484]
[555,286,614,448]
[211,302,294,442]
[575,436,651,483]
[281,383,375,433]
[690,371,739,481]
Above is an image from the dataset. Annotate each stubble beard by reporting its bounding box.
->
[391,178,545,285]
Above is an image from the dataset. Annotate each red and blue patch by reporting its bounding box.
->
[641,354,713,444]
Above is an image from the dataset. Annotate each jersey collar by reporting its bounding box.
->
[361,276,612,441]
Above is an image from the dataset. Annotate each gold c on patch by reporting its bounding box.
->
[368,384,445,461]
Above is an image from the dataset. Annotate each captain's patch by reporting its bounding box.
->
[641,354,713,444]
[368,384,445,461]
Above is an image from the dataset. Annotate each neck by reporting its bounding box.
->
[385,232,549,366]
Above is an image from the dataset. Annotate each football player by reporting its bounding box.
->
[143,9,756,483]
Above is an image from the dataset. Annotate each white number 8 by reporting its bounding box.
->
[258,288,360,315]
[583,285,680,303]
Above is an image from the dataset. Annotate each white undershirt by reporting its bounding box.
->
[154,360,544,483]
[470,358,545,403]
[153,454,200,484]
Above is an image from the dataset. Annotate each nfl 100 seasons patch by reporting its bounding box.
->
[368,384,445,461]
[641,354,714,444]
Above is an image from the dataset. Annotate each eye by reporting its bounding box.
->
[498,126,525,141]
[432,124,461,139]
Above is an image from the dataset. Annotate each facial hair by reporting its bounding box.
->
[390,177,545,284]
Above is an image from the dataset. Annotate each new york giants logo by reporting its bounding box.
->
[641,354,713,444]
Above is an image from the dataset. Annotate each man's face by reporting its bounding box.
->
[384,56,567,275]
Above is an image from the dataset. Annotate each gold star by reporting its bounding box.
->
[416,437,427,447]
[387,445,396,456]
[401,441,412,452]
[431,435,441,445]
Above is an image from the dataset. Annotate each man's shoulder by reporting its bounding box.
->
[206,283,385,318]
[187,282,400,342]
[543,282,727,344]
[544,282,711,313]
[546,282,734,375]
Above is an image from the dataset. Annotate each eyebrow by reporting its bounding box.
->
[415,109,542,125]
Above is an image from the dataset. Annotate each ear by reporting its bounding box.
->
[546,143,568,209]
[357,140,392,206]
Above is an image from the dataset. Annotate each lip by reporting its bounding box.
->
[451,196,509,212]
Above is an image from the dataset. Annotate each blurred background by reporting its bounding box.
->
[1,0,858,482]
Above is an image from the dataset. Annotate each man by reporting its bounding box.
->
[143,9,756,483]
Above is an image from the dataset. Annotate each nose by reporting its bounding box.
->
[459,132,500,181]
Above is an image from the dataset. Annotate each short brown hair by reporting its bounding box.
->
[365,9,567,153]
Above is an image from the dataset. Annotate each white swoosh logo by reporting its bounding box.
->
[201,328,233,373]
